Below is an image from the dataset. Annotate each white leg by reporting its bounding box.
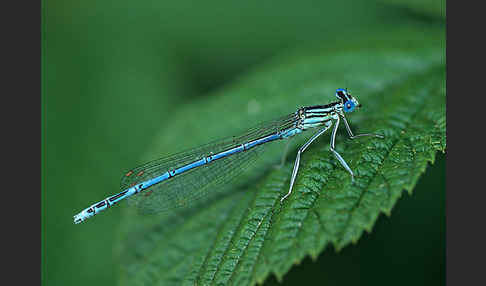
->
[278,138,292,167]
[341,114,384,139]
[330,116,355,181]
[280,123,332,203]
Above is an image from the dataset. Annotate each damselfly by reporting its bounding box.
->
[73,88,383,224]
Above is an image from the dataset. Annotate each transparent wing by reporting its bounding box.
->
[120,112,298,214]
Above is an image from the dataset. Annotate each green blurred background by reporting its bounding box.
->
[42,0,445,285]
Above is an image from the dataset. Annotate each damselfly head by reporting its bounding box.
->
[336,88,360,113]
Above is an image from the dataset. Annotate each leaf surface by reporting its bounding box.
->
[114,27,445,286]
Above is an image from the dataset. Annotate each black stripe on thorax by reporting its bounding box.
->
[303,102,340,118]
[304,102,340,112]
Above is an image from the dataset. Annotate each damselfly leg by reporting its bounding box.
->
[330,116,355,181]
[341,114,384,139]
[278,138,293,168]
[280,114,384,203]
[281,122,332,202]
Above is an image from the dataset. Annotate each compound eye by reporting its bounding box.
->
[343,100,355,112]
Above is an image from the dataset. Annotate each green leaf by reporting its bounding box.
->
[114,27,445,286]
